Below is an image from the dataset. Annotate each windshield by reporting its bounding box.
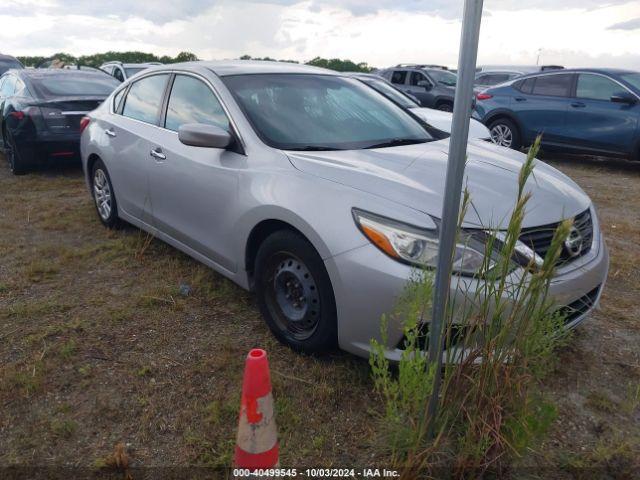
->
[360,77,418,109]
[125,67,146,77]
[620,73,640,92]
[427,69,457,87]
[223,74,431,150]
[34,75,119,97]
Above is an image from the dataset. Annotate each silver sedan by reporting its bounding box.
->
[81,61,609,360]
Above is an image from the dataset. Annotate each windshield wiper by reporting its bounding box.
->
[287,145,343,151]
[364,138,427,149]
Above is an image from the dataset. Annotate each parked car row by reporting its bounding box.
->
[76,60,607,359]
[473,68,640,160]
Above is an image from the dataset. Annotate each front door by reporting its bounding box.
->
[564,73,639,155]
[147,74,243,272]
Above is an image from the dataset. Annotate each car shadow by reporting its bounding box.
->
[538,152,640,175]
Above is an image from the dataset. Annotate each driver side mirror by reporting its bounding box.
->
[178,123,232,149]
[610,92,637,105]
[417,80,433,91]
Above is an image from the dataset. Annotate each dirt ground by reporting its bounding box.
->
[0,152,639,477]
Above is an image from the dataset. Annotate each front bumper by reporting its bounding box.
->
[325,218,609,361]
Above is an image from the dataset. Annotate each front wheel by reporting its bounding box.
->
[91,159,120,228]
[254,230,338,353]
[436,102,453,112]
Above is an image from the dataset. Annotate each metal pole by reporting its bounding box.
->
[426,0,484,434]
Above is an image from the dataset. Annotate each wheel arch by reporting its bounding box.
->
[484,110,525,140]
[242,210,335,289]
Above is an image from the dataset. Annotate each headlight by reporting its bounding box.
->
[352,209,499,276]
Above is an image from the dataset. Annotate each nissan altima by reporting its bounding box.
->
[80,61,609,360]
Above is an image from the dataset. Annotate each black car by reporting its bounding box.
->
[0,54,23,76]
[0,69,119,174]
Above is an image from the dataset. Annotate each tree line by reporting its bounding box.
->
[16,51,374,73]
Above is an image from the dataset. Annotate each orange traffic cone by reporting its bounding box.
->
[234,349,279,469]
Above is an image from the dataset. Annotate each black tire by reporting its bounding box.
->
[254,230,338,353]
[436,102,453,112]
[488,117,522,150]
[91,159,120,228]
[5,130,29,175]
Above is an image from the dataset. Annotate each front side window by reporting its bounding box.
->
[122,74,169,124]
[165,75,230,132]
[577,74,622,101]
[390,71,407,85]
[409,71,428,86]
[223,74,431,150]
[531,74,572,97]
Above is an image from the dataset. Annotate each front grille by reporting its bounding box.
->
[556,285,601,325]
[518,209,593,265]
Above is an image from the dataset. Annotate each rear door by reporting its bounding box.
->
[147,73,242,271]
[511,73,574,145]
[564,73,639,155]
[104,73,170,222]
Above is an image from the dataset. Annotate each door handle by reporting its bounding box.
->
[105,128,116,137]
[514,97,526,102]
[150,148,166,160]
[571,102,586,108]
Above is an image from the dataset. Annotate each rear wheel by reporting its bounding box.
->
[91,159,120,228]
[5,130,29,175]
[436,102,453,112]
[488,117,521,150]
[254,230,337,353]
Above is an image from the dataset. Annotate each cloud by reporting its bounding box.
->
[608,17,640,30]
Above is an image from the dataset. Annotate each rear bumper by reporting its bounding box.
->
[13,131,81,163]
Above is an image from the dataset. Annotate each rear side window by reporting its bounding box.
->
[113,88,125,112]
[576,74,622,101]
[114,68,125,82]
[122,74,169,124]
[164,75,230,132]
[0,59,22,76]
[518,78,535,94]
[531,74,572,97]
[390,71,407,85]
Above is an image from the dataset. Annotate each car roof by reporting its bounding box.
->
[11,68,119,81]
[517,67,637,78]
[0,54,22,64]
[153,60,338,76]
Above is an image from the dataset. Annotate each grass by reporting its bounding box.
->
[0,155,639,471]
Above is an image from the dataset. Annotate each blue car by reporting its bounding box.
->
[473,68,640,160]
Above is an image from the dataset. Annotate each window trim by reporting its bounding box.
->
[118,72,171,126]
[109,68,245,154]
[515,71,640,101]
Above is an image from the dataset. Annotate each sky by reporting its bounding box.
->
[2,0,640,69]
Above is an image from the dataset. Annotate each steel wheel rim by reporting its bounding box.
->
[93,169,112,220]
[490,124,513,147]
[265,253,321,341]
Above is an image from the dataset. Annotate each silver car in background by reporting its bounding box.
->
[80,61,608,360]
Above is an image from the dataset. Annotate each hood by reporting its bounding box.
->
[410,107,490,140]
[286,139,591,229]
